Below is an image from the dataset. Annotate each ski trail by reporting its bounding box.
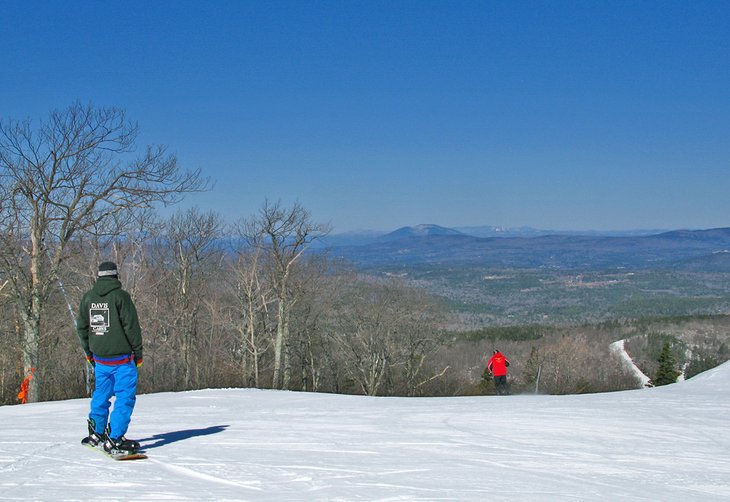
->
[610,339,651,387]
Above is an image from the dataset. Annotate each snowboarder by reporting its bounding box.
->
[76,262,143,454]
[487,350,510,395]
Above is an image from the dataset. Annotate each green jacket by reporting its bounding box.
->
[76,277,143,361]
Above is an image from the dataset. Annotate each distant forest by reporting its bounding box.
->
[2,104,728,405]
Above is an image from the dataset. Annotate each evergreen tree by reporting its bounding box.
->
[652,342,680,386]
[686,351,719,379]
[476,365,494,395]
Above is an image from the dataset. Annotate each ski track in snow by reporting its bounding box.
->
[1,362,730,501]
[155,459,264,491]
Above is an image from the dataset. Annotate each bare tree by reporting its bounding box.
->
[327,278,446,396]
[243,200,330,389]
[396,287,447,396]
[534,335,594,394]
[227,221,274,387]
[327,279,398,396]
[286,254,337,392]
[0,103,208,402]
[160,208,223,389]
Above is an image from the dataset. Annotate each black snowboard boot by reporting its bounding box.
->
[103,426,140,454]
[82,418,105,447]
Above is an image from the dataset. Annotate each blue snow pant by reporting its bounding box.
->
[89,356,138,439]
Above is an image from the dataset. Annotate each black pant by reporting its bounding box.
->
[494,375,509,395]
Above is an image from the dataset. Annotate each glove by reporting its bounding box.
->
[86,355,95,367]
[135,357,143,368]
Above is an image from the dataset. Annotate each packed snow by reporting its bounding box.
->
[1,362,730,501]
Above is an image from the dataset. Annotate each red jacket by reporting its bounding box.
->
[487,352,509,377]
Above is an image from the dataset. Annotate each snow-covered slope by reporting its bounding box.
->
[2,363,730,501]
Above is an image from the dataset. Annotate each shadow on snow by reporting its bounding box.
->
[139,425,229,450]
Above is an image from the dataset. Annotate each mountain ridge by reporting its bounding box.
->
[318,224,673,248]
[325,226,730,271]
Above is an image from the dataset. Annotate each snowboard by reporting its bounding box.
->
[81,437,148,461]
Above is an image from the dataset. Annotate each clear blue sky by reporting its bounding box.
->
[2,0,729,233]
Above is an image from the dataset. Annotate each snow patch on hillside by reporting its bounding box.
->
[610,338,652,387]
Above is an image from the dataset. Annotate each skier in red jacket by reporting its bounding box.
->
[487,350,510,395]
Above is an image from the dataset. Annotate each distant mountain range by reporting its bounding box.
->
[320,224,730,271]
[319,224,670,247]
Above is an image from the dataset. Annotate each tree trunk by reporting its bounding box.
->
[282,318,292,390]
[21,226,46,403]
[272,298,286,389]
[21,309,41,403]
